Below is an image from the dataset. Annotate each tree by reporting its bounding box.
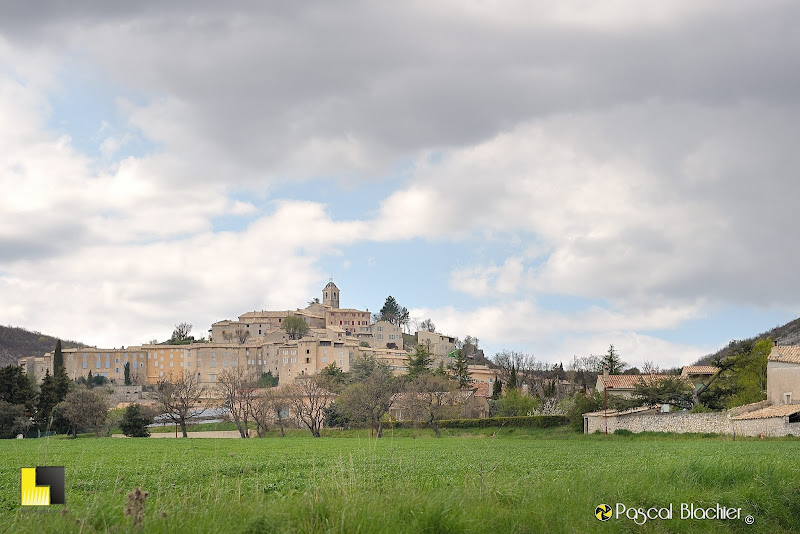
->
[171,322,193,342]
[496,388,540,416]
[450,349,472,389]
[318,363,347,393]
[565,391,603,432]
[0,401,26,438]
[35,369,59,431]
[120,404,155,437]
[235,329,250,344]
[58,387,109,437]
[251,387,290,437]
[507,365,518,390]
[287,376,335,438]
[598,344,626,374]
[308,297,320,306]
[216,367,256,438]
[406,345,432,378]
[492,350,537,389]
[378,296,408,327]
[124,362,131,385]
[0,364,37,412]
[491,377,502,400]
[53,339,63,373]
[400,373,460,437]
[281,315,309,340]
[626,376,695,411]
[337,358,400,437]
[419,318,436,332]
[156,371,208,437]
[257,371,279,388]
[699,339,770,409]
[86,370,94,388]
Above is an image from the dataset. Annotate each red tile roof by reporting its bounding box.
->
[471,382,491,398]
[681,366,718,376]
[732,404,800,420]
[768,345,800,364]
[597,374,687,390]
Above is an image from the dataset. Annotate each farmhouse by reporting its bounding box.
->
[585,343,800,437]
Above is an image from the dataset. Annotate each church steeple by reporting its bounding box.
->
[322,278,340,309]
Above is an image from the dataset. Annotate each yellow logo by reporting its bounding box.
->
[21,467,65,506]
[595,504,613,521]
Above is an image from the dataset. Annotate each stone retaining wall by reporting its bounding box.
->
[584,410,800,437]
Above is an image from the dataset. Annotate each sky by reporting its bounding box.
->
[2,1,800,370]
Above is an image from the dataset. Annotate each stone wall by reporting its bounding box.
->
[584,410,800,437]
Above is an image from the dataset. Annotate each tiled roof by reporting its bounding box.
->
[597,374,687,390]
[239,311,289,319]
[583,406,656,417]
[732,404,800,420]
[471,382,491,398]
[768,345,800,364]
[681,366,719,376]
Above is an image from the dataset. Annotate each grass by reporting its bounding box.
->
[2,428,799,532]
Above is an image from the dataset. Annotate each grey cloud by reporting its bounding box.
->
[3,2,799,184]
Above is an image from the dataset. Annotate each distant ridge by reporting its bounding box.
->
[695,316,800,366]
[0,325,88,368]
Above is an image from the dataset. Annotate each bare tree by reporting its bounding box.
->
[287,376,335,438]
[216,367,256,438]
[400,373,460,437]
[57,387,110,437]
[642,360,661,374]
[156,371,208,437]
[493,350,538,388]
[235,329,250,344]
[337,357,401,437]
[249,387,290,437]
[419,318,436,332]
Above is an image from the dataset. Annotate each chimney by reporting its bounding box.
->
[603,365,609,378]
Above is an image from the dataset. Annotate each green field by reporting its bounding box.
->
[2,429,799,533]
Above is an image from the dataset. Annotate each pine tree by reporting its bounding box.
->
[53,339,63,373]
[407,345,432,378]
[491,377,502,400]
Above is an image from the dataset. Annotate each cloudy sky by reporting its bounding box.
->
[2,1,799,369]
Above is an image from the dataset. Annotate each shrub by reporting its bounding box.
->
[120,404,155,437]
[613,428,633,436]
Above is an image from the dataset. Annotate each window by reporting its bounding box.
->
[322,357,327,363]
[115,368,119,373]
[96,362,101,369]
[82,362,87,369]
[209,374,216,382]
[211,361,216,368]
[306,357,310,364]
[115,358,119,363]
[283,358,288,363]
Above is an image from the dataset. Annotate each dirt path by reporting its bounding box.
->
[113,430,252,438]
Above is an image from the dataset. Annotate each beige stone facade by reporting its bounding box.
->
[363,321,404,349]
[417,331,457,365]
[766,345,800,405]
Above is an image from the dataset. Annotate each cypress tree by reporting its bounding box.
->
[508,364,518,389]
[53,340,63,373]
[124,362,131,385]
[491,377,502,400]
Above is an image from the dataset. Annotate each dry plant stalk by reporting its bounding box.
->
[124,487,149,530]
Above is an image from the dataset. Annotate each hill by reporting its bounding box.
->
[0,325,88,368]
[695,316,800,366]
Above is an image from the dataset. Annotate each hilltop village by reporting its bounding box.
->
[19,280,496,389]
